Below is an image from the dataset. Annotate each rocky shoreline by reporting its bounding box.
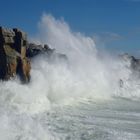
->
[0,27,139,84]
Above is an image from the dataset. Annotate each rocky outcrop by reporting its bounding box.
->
[0,27,31,83]
[0,27,67,83]
[27,43,67,63]
[26,43,55,58]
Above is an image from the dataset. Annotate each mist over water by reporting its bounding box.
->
[0,14,140,140]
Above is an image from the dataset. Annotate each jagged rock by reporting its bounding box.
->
[0,27,31,83]
[26,43,54,58]
[0,27,68,83]
[27,43,67,62]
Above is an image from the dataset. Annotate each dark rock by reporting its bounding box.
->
[27,43,68,62]
[0,42,7,80]
[26,43,55,58]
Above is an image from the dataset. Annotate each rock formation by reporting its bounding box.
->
[27,43,67,64]
[26,43,55,58]
[0,27,67,83]
[0,27,31,83]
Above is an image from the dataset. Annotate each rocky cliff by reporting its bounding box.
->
[0,27,66,83]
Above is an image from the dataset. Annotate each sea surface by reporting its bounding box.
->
[0,89,140,140]
[43,97,140,140]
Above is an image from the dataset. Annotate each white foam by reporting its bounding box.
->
[0,13,140,140]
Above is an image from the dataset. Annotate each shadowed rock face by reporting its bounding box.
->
[0,42,7,80]
[26,43,55,58]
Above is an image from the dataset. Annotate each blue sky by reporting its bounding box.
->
[0,0,140,55]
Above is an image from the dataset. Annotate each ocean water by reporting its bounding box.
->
[0,14,140,140]
[41,98,140,140]
[0,84,140,140]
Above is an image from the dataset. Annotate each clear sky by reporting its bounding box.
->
[0,0,140,55]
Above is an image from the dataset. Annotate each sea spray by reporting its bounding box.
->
[0,14,140,140]
[0,14,136,114]
[30,14,130,101]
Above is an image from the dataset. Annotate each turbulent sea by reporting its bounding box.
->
[0,14,140,140]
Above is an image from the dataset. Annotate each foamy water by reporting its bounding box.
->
[0,14,140,140]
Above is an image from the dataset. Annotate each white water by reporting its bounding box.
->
[0,14,140,139]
